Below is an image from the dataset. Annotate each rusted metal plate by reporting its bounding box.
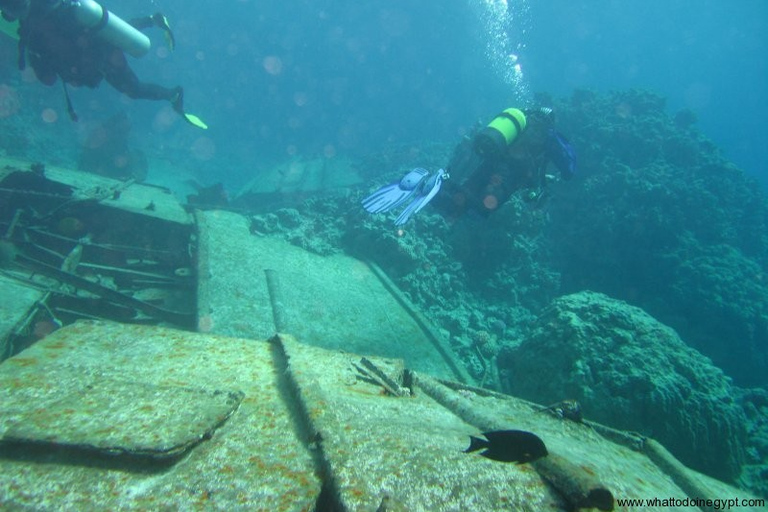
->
[0,322,320,511]
[2,379,243,459]
[0,275,45,358]
[196,209,462,381]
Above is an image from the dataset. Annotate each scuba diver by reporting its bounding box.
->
[362,107,575,225]
[0,0,207,129]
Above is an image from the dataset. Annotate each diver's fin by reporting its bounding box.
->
[361,168,430,214]
[151,12,176,51]
[395,190,430,226]
[183,112,208,130]
[170,87,207,129]
[394,169,447,226]
[546,129,576,180]
[362,182,414,214]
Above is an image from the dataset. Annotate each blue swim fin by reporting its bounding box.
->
[394,169,447,226]
[362,168,448,225]
[362,168,430,214]
[546,129,576,180]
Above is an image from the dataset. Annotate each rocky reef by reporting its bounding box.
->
[546,88,768,389]
[500,291,747,482]
[739,386,768,497]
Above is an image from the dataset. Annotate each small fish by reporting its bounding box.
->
[464,429,548,463]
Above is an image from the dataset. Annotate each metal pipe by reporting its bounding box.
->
[264,268,287,333]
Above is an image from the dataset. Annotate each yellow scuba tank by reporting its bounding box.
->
[70,0,150,58]
[473,107,527,156]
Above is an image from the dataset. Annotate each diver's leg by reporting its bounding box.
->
[104,55,180,104]
[452,162,500,216]
[129,13,175,50]
[431,179,468,218]
[128,16,154,30]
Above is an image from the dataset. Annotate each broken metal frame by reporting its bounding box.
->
[1,165,198,361]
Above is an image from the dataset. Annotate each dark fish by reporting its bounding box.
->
[464,429,548,463]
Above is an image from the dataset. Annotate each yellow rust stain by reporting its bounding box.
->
[9,357,38,367]
[43,341,67,349]
[348,488,366,498]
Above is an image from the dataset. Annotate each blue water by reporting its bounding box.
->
[524,0,768,189]
[2,0,765,186]
[141,0,513,176]
[135,0,765,188]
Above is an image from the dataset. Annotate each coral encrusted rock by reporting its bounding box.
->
[502,290,747,482]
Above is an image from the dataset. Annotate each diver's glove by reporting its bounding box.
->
[362,168,449,226]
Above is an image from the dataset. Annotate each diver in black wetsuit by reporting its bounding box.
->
[435,107,576,219]
[361,107,576,226]
[0,0,205,128]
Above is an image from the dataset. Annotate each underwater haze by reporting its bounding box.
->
[2,0,768,500]
[2,0,763,188]
[136,0,764,188]
[524,0,768,189]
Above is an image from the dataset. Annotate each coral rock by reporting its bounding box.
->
[503,290,747,482]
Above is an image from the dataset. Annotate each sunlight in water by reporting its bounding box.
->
[472,0,531,101]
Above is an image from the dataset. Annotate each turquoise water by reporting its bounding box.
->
[2,1,764,188]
